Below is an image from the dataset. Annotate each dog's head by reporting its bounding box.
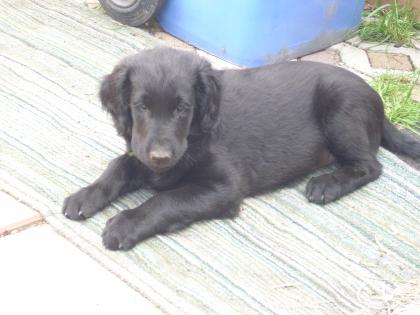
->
[99,47,220,172]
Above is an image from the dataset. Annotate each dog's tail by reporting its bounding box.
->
[381,118,420,160]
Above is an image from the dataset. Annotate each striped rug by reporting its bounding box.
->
[1,1,419,314]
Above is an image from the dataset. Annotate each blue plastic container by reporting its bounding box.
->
[158,0,365,67]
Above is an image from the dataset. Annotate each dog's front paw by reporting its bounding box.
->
[62,186,108,220]
[305,174,341,205]
[102,209,143,251]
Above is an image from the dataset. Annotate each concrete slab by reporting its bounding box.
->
[368,52,414,71]
[0,191,43,236]
[0,225,163,315]
[154,31,195,51]
[411,84,420,102]
[301,49,340,65]
[414,39,420,50]
[196,49,240,70]
[84,0,99,9]
[345,36,362,47]
[339,65,373,82]
[337,43,378,76]
[359,43,420,69]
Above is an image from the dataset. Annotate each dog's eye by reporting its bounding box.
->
[175,103,188,113]
[134,103,148,111]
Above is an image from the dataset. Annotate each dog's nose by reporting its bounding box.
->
[149,148,172,165]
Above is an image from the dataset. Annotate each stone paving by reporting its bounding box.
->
[298,37,419,84]
[0,225,162,315]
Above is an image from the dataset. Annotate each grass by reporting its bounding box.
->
[371,71,420,134]
[359,0,420,47]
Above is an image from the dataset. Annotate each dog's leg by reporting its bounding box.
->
[63,154,147,220]
[305,159,382,204]
[102,179,240,250]
[306,106,383,204]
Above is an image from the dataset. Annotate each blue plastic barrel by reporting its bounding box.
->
[158,0,365,67]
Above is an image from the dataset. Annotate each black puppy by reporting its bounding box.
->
[63,47,420,250]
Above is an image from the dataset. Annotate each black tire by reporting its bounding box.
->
[99,0,164,27]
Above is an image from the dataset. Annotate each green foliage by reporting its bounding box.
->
[371,71,420,134]
[359,0,419,47]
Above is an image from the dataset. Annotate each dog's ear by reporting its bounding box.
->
[99,65,133,146]
[194,60,221,134]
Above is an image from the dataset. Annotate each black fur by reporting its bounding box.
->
[63,47,420,251]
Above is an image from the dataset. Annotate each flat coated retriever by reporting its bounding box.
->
[63,47,420,250]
